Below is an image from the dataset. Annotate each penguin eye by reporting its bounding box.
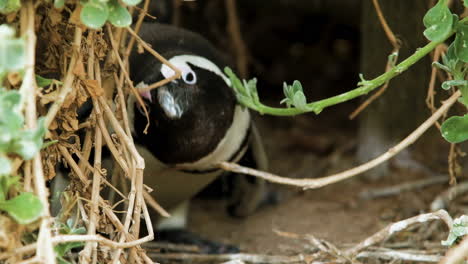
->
[182,70,197,85]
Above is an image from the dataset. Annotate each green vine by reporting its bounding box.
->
[226,1,468,120]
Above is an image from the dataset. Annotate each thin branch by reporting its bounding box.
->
[0,234,155,260]
[110,161,137,264]
[345,210,453,257]
[106,24,151,133]
[225,0,249,78]
[124,0,150,62]
[79,124,102,264]
[95,112,130,172]
[359,176,447,199]
[44,23,82,129]
[58,145,90,186]
[349,50,398,119]
[425,44,447,123]
[98,96,144,168]
[147,253,307,264]
[349,0,400,119]
[430,181,468,211]
[143,191,170,218]
[357,249,441,262]
[371,0,400,49]
[80,38,102,261]
[78,129,94,176]
[220,91,461,189]
[21,2,55,262]
[125,27,182,93]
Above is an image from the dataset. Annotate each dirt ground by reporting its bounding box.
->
[160,0,463,260]
[188,112,452,256]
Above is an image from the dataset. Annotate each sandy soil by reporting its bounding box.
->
[188,113,450,255]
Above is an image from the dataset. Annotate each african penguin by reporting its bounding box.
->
[128,22,270,248]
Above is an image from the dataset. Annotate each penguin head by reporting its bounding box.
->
[138,54,232,121]
[130,23,245,166]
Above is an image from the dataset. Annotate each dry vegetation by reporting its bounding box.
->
[0,0,468,263]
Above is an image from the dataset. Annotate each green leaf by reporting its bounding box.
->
[0,176,20,201]
[244,78,258,102]
[423,0,453,42]
[225,67,247,96]
[0,90,21,108]
[80,0,109,29]
[441,80,468,90]
[441,115,468,143]
[445,42,458,64]
[0,91,22,128]
[0,156,11,176]
[54,241,84,259]
[281,83,293,108]
[465,0,468,8]
[10,118,46,160]
[442,215,468,246]
[291,81,308,111]
[1,111,23,132]
[54,219,86,263]
[32,118,47,143]
[0,192,43,224]
[0,126,14,152]
[11,139,39,160]
[432,61,452,73]
[54,0,65,8]
[451,225,468,236]
[441,232,458,246]
[0,0,21,14]
[108,0,132,27]
[292,90,307,111]
[121,0,141,7]
[224,66,260,110]
[0,38,26,72]
[35,75,55,87]
[281,80,307,110]
[41,140,58,149]
[454,23,468,63]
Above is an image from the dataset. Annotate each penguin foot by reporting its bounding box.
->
[157,229,239,254]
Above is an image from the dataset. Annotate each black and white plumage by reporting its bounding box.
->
[128,23,269,230]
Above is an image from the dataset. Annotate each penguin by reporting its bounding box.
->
[127,22,270,252]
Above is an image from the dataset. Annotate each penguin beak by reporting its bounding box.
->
[139,90,152,103]
[157,86,183,119]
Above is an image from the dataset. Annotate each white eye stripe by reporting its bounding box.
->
[161,55,231,86]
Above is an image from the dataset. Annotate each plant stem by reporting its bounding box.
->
[250,17,468,116]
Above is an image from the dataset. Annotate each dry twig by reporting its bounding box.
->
[359,176,448,199]
[220,91,461,189]
[44,20,82,129]
[225,0,249,78]
[349,0,400,119]
[345,210,452,257]
[148,252,307,264]
[431,181,468,211]
[357,249,441,262]
[126,27,182,92]
[20,2,55,262]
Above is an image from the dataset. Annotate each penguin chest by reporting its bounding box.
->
[138,106,251,211]
[137,144,223,211]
